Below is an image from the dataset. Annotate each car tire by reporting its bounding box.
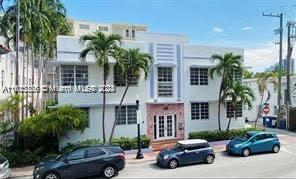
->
[102,165,118,178]
[43,172,60,179]
[242,148,250,157]
[205,154,215,164]
[272,145,280,153]
[168,159,178,169]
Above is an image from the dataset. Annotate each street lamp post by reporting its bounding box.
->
[136,94,143,159]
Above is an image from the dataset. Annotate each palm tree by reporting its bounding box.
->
[210,53,243,131]
[0,0,70,111]
[80,31,122,143]
[109,48,153,142]
[224,82,255,131]
[254,72,278,128]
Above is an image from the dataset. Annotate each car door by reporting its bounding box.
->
[250,134,267,153]
[84,148,108,176]
[60,149,89,178]
[179,145,202,164]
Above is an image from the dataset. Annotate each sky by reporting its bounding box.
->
[17,0,296,72]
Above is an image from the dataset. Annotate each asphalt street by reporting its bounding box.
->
[12,144,296,179]
[117,144,296,178]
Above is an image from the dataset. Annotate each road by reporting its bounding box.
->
[13,144,296,178]
[117,144,296,178]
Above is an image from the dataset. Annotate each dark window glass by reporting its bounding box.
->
[227,102,243,118]
[85,148,106,158]
[67,150,85,161]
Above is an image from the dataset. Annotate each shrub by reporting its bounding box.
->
[2,150,58,167]
[188,128,265,142]
[61,135,151,152]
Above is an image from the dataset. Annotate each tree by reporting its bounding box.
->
[109,48,153,142]
[19,105,88,137]
[0,0,70,111]
[254,72,278,128]
[243,70,254,79]
[210,53,243,131]
[224,82,255,131]
[79,31,122,143]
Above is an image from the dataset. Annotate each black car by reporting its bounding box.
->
[33,144,125,179]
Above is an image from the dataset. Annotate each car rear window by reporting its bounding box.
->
[105,147,124,154]
[85,148,106,158]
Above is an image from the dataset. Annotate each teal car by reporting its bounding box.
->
[226,131,280,157]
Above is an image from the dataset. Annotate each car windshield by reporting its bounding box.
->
[173,143,184,151]
[236,133,254,141]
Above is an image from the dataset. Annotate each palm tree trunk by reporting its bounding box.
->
[226,116,232,131]
[25,45,29,118]
[102,70,107,143]
[31,47,35,112]
[255,91,264,128]
[227,106,234,131]
[109,84,130,143]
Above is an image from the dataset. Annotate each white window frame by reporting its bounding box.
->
[190,67,208,86]
[157,67,173,97]
[191,102,209,120]
[79,24,90,30]
[60,65,88,86]
[115,105,137,125]
[226,101,243,118]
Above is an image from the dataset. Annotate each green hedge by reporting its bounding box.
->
[188,128,265,142]
[61,135,151,153]
[1,150,58,167]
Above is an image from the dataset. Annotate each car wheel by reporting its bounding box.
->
[205,154,215,164]
[168,159,178,169]
[102,165,118,178]
[242,148,250,157]
[44,172,60,179]
[272,145,280,153]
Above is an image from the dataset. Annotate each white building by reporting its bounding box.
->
[56,23,245,148]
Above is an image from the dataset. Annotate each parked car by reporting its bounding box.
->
[0,154,10,178]
[156,139,215,169]
[226,131,280,157]
[33,144,125,179]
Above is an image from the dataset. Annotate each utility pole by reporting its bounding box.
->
[286,21,296,130]
[263,12,283,128]
[16,0,20,90]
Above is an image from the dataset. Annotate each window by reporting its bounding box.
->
[98,26,108,31]
[79,24,90,30]
[85,148,106,158]
[158,67,173,97]
[80,107,89,127]
[60,65,88,86]
[233,69,242,82]
[126,29,129,37]
[114,70,137,87]
[226,102,243,118]
[191,102,209,120]
[132,30,135,38]
[75,66,88,86]
[115,105,137,125]
[1,70,4,87]
[190,68,208,85]
[67,150,85,161]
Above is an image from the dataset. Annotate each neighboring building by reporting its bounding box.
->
[56,29,245,147]
[265,59,295,74]
[67,18,148,40]
[243,75,296,124]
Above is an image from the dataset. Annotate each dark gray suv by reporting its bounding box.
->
[33,144,125,179]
